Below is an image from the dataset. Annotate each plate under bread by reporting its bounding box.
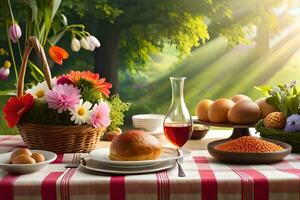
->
[80,157,175,174]
[207,138,291,164]
[89,147,191,167]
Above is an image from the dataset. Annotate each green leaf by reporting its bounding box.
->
[0,89,16,96]
[266,95,280,110]
[51,0,62,20]
[28,60,44,82]
[254,85,272,96]
[49,29,67,45]
[293,86,298,95]
[286,96,298,116]
[26,0,38,21]
[278,84,286,91]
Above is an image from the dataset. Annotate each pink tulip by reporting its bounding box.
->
[0,67,10,80]
[9,23,22,43]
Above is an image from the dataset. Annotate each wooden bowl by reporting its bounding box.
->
[190,124,209,140]
[207,138,291,164]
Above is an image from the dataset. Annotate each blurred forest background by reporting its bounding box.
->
[0,0,300,134]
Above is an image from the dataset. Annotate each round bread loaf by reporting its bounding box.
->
[228,100,261,124]
[208,98,234,123]
[109,130,162,161]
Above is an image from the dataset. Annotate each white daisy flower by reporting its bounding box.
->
[26,81,49,100]
[51,77,58,87]
[70,99,93,125]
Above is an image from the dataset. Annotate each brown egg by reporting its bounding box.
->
[9,148,32,163]
[228,100,261,124]
[231,94,252,103]
[12,154,36,164]
[195,99,214,121]
[31,153,45,163]
[208,98,234,123]
[255,97,278,118]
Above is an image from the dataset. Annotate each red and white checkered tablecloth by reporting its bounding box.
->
[1,135,300,200]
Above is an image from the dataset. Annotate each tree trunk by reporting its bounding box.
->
[94,26,120,95]
[255,17,270,55]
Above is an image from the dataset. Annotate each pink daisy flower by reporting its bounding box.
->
[46,84,81,113]
[91,102,111,128]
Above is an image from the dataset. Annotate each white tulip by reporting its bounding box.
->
[71,37,81,52]
[80,37,91,50]
[88,35,101,48]
[89,44,96,51]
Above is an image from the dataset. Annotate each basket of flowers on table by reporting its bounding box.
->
[255,81,300,152]
[2,36,129,153]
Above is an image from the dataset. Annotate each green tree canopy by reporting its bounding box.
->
[55,0,295,92]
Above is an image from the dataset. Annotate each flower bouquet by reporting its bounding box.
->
[255,81,300,152]
[2,37,128,153]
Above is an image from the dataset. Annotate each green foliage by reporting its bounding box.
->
[20,100,73,125]
[107,95,130,131]
[76,78,103,104]
[256,81,300,117]
[60,0,268,73]
[256,119,300,152]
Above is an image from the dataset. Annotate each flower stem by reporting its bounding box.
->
[68,24,85,29]
[6,20,18,83]
[7,0,14,22]
[17,41,23,61]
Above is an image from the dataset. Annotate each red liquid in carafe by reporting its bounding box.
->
[163,123,193,147]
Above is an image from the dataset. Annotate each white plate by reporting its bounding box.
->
[147,130,164,136]
[89,147,191,167]
[132,114,164,120]
[0,150,57,174]
[81,158,175,174]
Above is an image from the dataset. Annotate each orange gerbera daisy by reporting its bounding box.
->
[67,71,112,98]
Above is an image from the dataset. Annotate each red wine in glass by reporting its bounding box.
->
[164,123,193,147]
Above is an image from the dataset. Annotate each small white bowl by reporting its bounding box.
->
[0,150,57,174]
[132,114,164,132]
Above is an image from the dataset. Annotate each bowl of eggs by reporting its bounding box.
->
[0,148,57,174]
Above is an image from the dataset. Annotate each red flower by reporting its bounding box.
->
[3,94,34,128]
[57,75,74,85]
[67,71,112,98]
[49,46,69,65]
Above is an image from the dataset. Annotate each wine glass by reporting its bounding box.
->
[163,77,193,176]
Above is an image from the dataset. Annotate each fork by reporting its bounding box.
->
[65,153,87,168]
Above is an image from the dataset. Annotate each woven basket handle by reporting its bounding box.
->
[17,36,52,97]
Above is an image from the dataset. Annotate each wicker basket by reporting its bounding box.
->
[256,120,300,153]
[16,36,105,153]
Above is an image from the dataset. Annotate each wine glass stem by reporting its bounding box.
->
[177,148,183,163]
[176,147,185,177]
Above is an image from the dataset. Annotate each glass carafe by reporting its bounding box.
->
[163,77,193,148]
